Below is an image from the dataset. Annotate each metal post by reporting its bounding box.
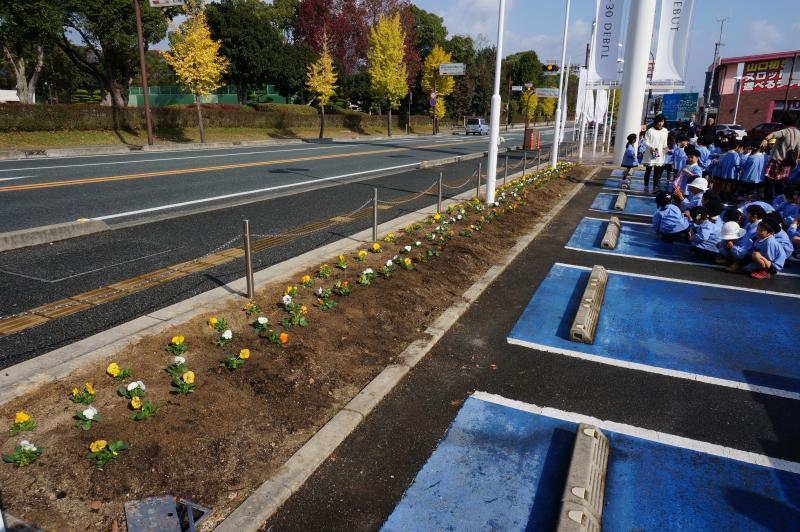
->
[538,147,541,167]
[133,0,154,146]
[550,0,571,168]
[523,151,527,174]
[437,171,443,213]
[484,0,507,205]
[243,219,254,300]
[476,162,482,199]
[372,188,378,242]
[503,156,508,185]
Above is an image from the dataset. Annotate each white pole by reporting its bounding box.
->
[550,0,571,168]
[485,0,506,205]
[560,56,571,143]
[733,76,743,124]
[613,0,657,165]
[578,110,587,159]
[606,87,616,152]
[592,92,599,155]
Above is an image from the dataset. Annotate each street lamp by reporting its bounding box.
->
[484,0,507,205]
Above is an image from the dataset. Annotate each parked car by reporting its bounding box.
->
[465,117,489,135]
[716,124,747,141]
[746,122,784,144]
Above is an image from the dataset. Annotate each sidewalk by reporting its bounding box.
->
[260,167,800,530]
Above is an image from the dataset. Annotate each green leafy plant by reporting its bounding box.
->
[87,440,127,467]
[74,406,101,431]
[3,441,42,467]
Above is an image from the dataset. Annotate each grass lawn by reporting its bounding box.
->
[0,125,429,150]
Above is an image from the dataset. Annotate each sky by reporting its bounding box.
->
[412,0,800,92]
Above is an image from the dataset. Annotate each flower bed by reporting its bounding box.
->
[0,163,585,530]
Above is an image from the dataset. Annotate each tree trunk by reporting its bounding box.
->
[387,105,392,137]
[319,105,325,139]
[3,45,44,105]
[195,94,206,143]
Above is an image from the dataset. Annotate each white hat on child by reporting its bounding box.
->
[720,221,746,240]
[688,177,709,192]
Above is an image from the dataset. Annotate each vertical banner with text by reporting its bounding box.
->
[589,0,626,83]
[651,0,695,83]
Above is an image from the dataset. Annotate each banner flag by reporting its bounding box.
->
[652,0,695,83]
[589,0,626,83]
[594,89,608,124]
[575,68,588,121]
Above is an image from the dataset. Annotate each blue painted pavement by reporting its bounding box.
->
[589,192,655,217]
[507,264,800,396]
[565,217,800,276]
[383,395,800,531]
[603,178,647,193]
[610,169,645,178]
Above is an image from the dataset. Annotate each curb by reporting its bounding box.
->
[0,220,109,252]
[0,164,540,407]
[0,147,515,252]
[212,165,599,532]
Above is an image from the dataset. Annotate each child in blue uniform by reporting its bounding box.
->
[673,146,702,195]
[674,177,708,213]
[714,140,741,201]
[745,218,788,279]
[743,204,767,241]
[764,212,795,257]
[696,137,712,177]
[621,133,639,188]
[739,142,766,199]
[652,191,690,242]
[717,221,753,271]
[688,206,721,261]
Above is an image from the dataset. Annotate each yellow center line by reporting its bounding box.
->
[0,139,486,193]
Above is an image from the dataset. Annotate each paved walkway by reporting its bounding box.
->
[263,168,800,531]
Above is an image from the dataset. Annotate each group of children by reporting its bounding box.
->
[651,186,799,279]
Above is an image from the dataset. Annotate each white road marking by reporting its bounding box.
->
[553,262,800,297]
[0,175,35,182]
[506,336,800,401]
[90,162,420,221]
[472,391,800,473]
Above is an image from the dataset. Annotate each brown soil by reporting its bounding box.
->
[0,166,589,531]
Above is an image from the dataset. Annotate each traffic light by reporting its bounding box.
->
[543,64,560,76]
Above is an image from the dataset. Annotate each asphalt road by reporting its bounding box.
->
[263,169,800,531]
[0,125,576,368]
[0,130,542,231]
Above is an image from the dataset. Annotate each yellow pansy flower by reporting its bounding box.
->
[106,363,121,378]
[85,383,95,395]
[358,250,368,258]
[433,213,442,221]
[300,305,308,315]
[14,411,30,424]
[90,440,107,453]
[207,316,218,328]
[403,257,412,266]
[130,396,142,410]
[238,349,250,360]
[372,243,381,251]
[72,387,79,396]
[301,275,311,284]
[182,371,195,384]
[172,335,185,344]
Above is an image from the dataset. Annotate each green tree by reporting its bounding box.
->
[306,33,338,138]
[368,13,408,137]
[266,0,300,42]
[272,43,317,102]
[163,0,230,143]
[0,0,62,103]
[58,0,170,107]
[206,0,283,103]
[408,5,446,58]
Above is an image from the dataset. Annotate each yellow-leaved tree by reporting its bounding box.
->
[163,0,229,143]
[306,33,338,139]
[520,90,538,126]
[539,98,556,123]
[367,13,408,137]
[420,45,455,134]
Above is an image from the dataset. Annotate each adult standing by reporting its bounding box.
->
[699,116,716,144]
[641,114,669,193]
[686,114,699,137]
[760,114,800,202]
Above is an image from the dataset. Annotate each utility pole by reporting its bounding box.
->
[703,17,728,123]
[133,0,154,146]
[550,0,571,169]
[484,0,507,205]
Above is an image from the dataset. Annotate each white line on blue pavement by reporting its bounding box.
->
[589,192,654,217]
[507,263,800,399]
[90,162,421,221]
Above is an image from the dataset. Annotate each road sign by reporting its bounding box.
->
[661,93,699,121]
[149,0,184,6]
[535,87,560,98]
[511,86,523,92]
[439,63,466,76]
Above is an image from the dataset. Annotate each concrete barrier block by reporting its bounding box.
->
[569,265,608,344]
[614,191,627,211]
[600,217,621,250]
[555,424,609,532]
[0,220,109,252]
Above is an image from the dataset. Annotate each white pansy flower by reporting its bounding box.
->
[127,381,139,391]
[460,208,465,215]
[82,406,98,420]
[281,295,292,305]
[404,245,412,252]
[386,259,393,267]
[221,329,233,340]
[174,356,186,365]
[415,241,421,246]
[435,226,440,231]
[19,440,36,452]
[456,214,463,220]
[257,316,268,325]
[364,268,374,274]
[317,287,324,295]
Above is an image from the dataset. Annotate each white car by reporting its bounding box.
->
[465,117,489,135]
[717,124,747,140]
